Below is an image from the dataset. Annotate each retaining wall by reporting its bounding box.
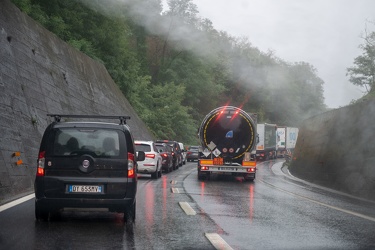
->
[0,0,154,205]
[290,99,375,201]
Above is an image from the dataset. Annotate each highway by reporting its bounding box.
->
[1,160,375,249]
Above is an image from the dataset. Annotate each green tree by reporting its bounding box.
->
[347,31,375,93]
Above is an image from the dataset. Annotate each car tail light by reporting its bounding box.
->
[128,152,135,178]
[161,153,167,158]
[146,153,155,159]
[172,152,175,156]
[36,151,45,176]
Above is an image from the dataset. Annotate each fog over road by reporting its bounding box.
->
[1,160,374,249]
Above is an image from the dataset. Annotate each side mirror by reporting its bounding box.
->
[137,151,146,161]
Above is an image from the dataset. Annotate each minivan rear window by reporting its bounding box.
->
[49,128,122,157]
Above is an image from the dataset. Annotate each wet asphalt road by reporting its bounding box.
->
[1,160,375,249]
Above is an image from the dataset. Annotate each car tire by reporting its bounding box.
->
[169,162,173,172]
[35,201,49,221]
[124,202,136,233]
[151,168,158,179]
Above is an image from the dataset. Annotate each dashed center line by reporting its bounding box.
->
[171,187,180,193]
[205,233,233,250]
[178,201,196,215]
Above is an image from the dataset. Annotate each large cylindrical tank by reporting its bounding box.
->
[198,106,257,163]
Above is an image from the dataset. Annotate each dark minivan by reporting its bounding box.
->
[34,115,145,228]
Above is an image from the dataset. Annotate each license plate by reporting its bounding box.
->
[68,185,103,193]
[219,167,235,171]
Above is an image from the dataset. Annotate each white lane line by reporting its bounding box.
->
[261,180,375,223]
[171,187,180,193]
[0,193,35,213]
[178,201,196,215]
[205,233,233,250]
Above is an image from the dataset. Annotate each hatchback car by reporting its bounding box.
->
[34,114,145,226]
[187,146,200,162]
[156,140,182,169]
[155,142,173,173]
[135,140,162,179]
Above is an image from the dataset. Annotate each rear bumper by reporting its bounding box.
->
[35,196,135,213]
[187,156,198,161]
[137,165,157,173]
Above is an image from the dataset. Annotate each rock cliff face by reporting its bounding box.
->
[0,0,154,205]
[290,99,375,201]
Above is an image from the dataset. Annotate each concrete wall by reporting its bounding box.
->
[0,0,154,205]
[290,99,375,201]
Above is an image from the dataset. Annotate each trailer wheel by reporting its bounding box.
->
[244,174,255,182]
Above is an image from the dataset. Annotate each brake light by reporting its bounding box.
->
[172,152,175,156]
[36,151,45,177]
[246,168,256,173]
[201,166,209,171]
[161,153,167,158]
[128,152,135,178]
[146,153,155,159]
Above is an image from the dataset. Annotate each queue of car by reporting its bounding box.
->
[133,139,190,179]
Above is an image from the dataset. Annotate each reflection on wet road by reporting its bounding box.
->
[1,161,375,249]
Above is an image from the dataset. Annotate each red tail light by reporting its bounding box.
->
[36,151,45,177]
[146,153,155,159]
[128,152,135,178]
[246,168,256,173]
[161,153,167,158]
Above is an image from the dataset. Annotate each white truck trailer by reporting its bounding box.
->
[276,127,299,158]
[256,123,278,161]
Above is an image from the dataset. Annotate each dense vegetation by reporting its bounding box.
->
[12,0,329,144]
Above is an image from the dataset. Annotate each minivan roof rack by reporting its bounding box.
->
[47,114,131,125]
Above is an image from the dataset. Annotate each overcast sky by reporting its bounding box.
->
[180,0,375,108]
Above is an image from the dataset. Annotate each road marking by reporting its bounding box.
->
[261,180,375,223]
[170,180,177,184]
[171,187,180,193]
[0,193,34,213]
[205,233,233,250]
[179,201,196,215]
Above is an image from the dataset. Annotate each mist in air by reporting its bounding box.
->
[79,0,326,122]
